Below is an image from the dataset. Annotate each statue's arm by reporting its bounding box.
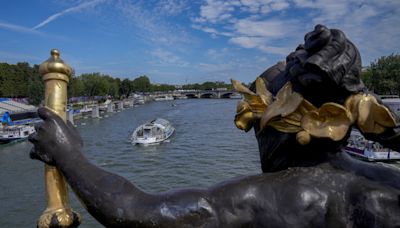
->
[28,108,336,227]
[28,108,244,227]
[57,150,218,227]
[52,151,331,228]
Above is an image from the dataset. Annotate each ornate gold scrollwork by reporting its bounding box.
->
[232,78,397,145]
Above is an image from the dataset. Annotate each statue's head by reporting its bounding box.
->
[232,25,396,172]
[279,24,365,106]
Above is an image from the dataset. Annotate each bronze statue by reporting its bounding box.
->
[30,25,400,227]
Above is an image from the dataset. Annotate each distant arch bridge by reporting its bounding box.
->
[179,90,240,99]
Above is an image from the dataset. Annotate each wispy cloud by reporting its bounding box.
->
[150,48,189,67]
[293,0,400,64]
[193,0,299,56]
[0,21,41,34]
[195,47,270,83]
[193,0,400,64]
[33,0,106,30]
[155,0,189,16]
[115,0,194,46]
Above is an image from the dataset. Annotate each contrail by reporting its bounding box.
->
[0,21,41,34]
[33,0,106,30]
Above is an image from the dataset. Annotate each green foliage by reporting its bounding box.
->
[0,62,30,97]
[27,64,44,105]
[363,54,400,95]
[132,76,151,92]
[0,62,235,104]
[120,78,132,96]
[0,62,44,104]
[151,84,176,92]
[27,80,44,105]
[105,76,120,98]
[68,77,85,98]
[83,73,117,96]
[3,54,400,104]
[182,81,232,90]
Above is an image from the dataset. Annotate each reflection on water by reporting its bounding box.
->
[0,99,260,227]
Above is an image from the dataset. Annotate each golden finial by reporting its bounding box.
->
[50,48,60,58]
[39,49,72,81]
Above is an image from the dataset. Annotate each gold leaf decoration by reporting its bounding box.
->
[301,103,352,141]
[260,82,303,131]
[357,94,396,133]
[235,100,257,132]
[268,119,303,133]
[232,78,270,131]
[344,93,363,122]
[232,78,397,145]
[255,77,273,105]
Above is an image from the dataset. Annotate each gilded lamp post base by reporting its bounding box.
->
[37,164,81,228]
[38,208,81,228]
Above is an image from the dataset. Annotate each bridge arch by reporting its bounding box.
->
[185,93,198,99]
[200,93,217,98]
[220,92,234,98]
[220,92,241,99]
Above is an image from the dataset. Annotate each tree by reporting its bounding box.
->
[120,78,132,97]
[365,54,400,95]
[132,75,151,92]
[80,73,110,97]
[151,84,175,92]
[104,76,120,98]
[27,80,44,105]
[27,64,44,105]
[0,62,41,101]
[68,77,85,98]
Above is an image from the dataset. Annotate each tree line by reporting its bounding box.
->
[0,63,233,105]
[0,54,398,105]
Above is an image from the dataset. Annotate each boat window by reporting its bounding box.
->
[366,142,373,150]
[372,142,390,152]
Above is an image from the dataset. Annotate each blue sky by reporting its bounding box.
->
[0,0,399,84]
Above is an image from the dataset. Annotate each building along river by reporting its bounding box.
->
[0,99,260,227]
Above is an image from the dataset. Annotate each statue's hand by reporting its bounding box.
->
[29,107,83,165]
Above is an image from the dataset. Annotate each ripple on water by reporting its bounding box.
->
[0,99,260,227]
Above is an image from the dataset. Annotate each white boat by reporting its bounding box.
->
[131,118,175,145]
[0,124,36,144]
[343,130,400,161]
[173,95,188,100]
[136,97,145,105]
[154,95,174,101]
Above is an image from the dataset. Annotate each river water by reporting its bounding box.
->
[2,99,399,227]
[0,99,260,227]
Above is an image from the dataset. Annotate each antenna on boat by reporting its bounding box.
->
[37,49,81,228]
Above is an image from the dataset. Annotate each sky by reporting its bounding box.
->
[0,0,399,84]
